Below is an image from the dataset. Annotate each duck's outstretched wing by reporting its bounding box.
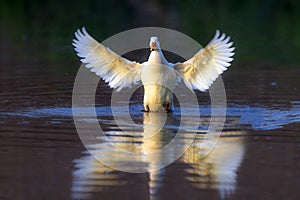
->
[174,30,235,91]
[73,27,143,91]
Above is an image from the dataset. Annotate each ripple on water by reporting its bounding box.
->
[1,103,300,131]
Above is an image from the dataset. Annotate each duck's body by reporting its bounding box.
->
[141,46,176,112]
[73,28,235,112]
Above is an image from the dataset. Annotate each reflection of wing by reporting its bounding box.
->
[182,131,246,199]
[174,30,235,91]
[73,28,143,91]
[72,153,124,200]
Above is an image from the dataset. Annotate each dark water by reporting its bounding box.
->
[1,65,300,200]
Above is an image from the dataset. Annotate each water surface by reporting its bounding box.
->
[1,68,300,200]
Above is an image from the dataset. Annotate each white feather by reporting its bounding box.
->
[174,30,235,91]
[73,27,142,91]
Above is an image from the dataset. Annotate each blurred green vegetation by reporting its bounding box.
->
[1,0,300,73]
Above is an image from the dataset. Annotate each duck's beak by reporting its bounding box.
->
[150,41,156,51]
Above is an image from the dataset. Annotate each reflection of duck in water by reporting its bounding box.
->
[72,112,174,199]
[71,154,126,200]
[72,112,245,200]
[182,131,246,199]
[141,112,174,153]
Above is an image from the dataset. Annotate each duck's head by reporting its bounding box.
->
[149,37,160,51]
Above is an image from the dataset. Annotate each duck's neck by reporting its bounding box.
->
[148,49,168,64]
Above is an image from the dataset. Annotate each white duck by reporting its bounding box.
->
[73,28,234,112]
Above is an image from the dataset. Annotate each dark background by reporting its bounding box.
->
[1,0,300,74]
